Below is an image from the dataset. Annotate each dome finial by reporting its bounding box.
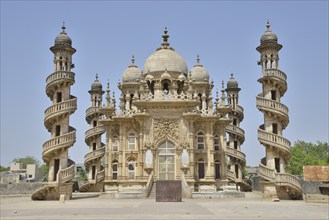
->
[128,54,137,68]
[131,54,135,64]
[194,54,203,67]
[95,73,99,81]
[266,19,270,31]
[61,21,66,33]
[230,73,234,79]
[161,26,170,49]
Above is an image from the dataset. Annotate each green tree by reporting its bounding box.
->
[38,164,49,182]
[12,156,40,169]
[75,169,88,181]
[0,166,9,172]
[286,140,329,175]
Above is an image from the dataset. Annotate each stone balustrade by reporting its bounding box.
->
[85,126,106,141]
[256,95,288,118]
[263,69,287,82]
[96,169,105,182]
[258,163,275,181]
[258,129,291,153]
[58,163,75,184]
[42,130,76,157]
[44,98,77,122]
[226,147,246,163]
[142,91,192,101]
[86,106,100,119]
[226,125,245,140]
[227,170,236,181]
[84,146,106,165]
[46,71,75,86]
[275,173,302,191]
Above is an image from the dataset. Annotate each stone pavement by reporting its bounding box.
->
[1,192,328,220]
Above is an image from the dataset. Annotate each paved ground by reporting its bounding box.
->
[1,192,328,220]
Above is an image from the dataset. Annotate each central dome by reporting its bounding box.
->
[143,27,188,75]
[144,49,188,74]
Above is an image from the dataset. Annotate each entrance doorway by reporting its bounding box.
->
[158,140,175,180]
[54,159,60,181]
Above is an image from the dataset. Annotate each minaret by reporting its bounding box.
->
[84,74,106,185]
[37,23,77,200]
[256,20,302,199]
[225,74,246,182]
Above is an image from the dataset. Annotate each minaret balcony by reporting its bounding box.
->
[263,69,287,82]
[42,130,76,161]
[46,71,75,96]
[226,125,245,143]
[257,129,291,156]
[226,148,246,166]
[258,163,275,182]
[44,98,77,128]
[275,173,302,192]
[256,95,289,127]
[258,69,287,95]
[84,146,106,167]
[85,126,106,143]
[85,106,101,121]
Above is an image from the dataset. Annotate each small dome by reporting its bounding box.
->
[54,24,72,46]
[143,27,188,75]
[227,74,238,89]
[122,55,142,82]
[178,72,187,81]
[145,74,155,82]
[91,74,103,91]
[190,55,209,82]
[260,20,278,44]
[160,69,172,81]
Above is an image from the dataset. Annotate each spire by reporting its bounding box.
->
[129,54,137,67]
[194,54,203,67]
[61,21,66,34]
[161,27,170,49]
[220,80,226,106]
[106,80,111,107]
[215,88,219,107]
[266,19,270,31]
[112,92,116,108]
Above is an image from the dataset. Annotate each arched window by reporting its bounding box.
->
[197,132,205,150]
[112,161,118,180]
[112,136,119,151]
[215,160,220,179]
[214,134,220,151]
[127,160,135,179]
[198,93,202,109]
[128,133,136,150]
[198,159,205,179]
[130,94,134,110]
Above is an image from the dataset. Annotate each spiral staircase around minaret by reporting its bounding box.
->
[32,25,76,200]
[80,76,106,192]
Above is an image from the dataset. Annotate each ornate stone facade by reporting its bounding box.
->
[96,28,246,196]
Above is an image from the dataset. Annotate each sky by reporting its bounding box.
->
[1,1,328,167]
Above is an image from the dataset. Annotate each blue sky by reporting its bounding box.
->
[1,1,328,167]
